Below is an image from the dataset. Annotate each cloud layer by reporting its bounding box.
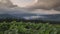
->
[0,0,18,8]
[26,0,60,9]
[0,0,60,14]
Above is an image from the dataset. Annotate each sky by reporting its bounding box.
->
[0,0,60,14]
[10,0,35,7]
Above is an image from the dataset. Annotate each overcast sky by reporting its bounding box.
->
[0,0,60,14]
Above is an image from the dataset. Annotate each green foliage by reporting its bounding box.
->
[0,21,60,34]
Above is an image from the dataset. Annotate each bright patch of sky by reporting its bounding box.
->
[10,0,35,7]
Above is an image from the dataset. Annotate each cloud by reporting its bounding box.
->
[0,0,60,14]
[10,0,36,7]
[26,0,60,10]
[0,0,18,8]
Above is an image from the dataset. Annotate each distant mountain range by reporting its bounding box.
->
[0,13,60,22]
